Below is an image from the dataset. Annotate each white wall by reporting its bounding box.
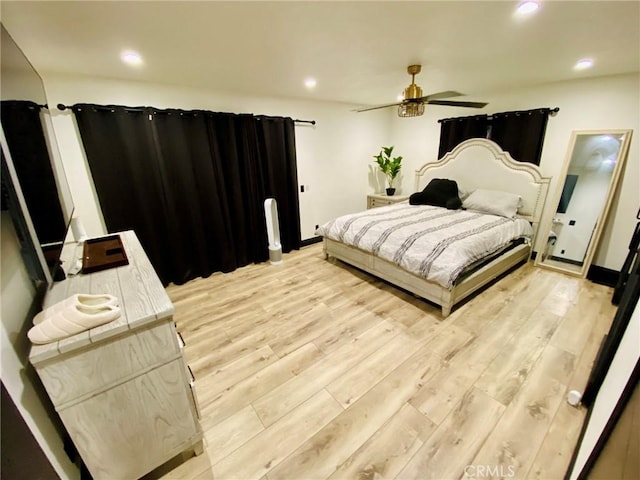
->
[1,212,79,480]
[42,73,391,241]
[388,73,640,271]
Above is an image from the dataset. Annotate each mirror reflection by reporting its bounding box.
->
[1,24,74,282]
[537,130,632,276]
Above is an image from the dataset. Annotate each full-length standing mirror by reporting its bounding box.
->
[1,24,75,286]
[536,129,632,277]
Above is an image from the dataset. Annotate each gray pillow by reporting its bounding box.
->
[462,189,522,218]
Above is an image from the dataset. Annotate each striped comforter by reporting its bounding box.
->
[316,203,533,289]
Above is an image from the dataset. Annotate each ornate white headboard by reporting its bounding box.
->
[415,138,550,225]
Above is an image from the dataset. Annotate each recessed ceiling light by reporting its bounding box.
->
[304,78,317,89]
[574,58,594,70]
[121,50,143,66]
[516,1,540,15]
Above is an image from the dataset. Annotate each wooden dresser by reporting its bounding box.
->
[29,231,202,480]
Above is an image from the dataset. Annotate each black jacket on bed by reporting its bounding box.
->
[409,178,462,210]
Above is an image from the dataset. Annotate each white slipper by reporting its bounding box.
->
[33,294,119,325]
[28,304,121,345]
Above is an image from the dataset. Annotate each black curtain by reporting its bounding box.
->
[489,109,550,166]
[73,104,300,285]
[0,100,66,244]
[438,108,554,165]
[437,114,489,158]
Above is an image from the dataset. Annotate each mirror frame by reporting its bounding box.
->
[535,129,632,277]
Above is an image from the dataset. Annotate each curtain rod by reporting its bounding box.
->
[57,103,316,125]
[438,107,560,124]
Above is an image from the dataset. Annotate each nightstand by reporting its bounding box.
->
[367,194,410,209]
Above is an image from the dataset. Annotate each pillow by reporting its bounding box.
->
[458,186,470,201]
[410,178,462,210]
[462,189,522,218]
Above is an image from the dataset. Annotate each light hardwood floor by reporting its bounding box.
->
[155,243,616,480]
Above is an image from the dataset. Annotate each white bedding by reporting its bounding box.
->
[316,204,533,289]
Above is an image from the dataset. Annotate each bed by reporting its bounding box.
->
[317,138,550,317]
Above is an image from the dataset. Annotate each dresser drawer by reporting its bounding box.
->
[59,358,200,480]
[367,194,409,209]
[36,320,179,408]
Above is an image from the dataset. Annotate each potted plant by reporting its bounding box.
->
[373,146,403,196]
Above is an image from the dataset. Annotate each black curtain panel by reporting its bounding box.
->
[437,114,489,158]
[73,104,301,285]
[0,100,66,244]
[488,109,550,166]
[438,108,554,165]
[255,115,301,253]
[73,105,175,281]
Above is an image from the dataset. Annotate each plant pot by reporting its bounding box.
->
[386,188,396,196]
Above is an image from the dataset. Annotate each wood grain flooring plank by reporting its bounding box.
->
[567,294,615,393]
[475,309,562,405]
[421,323,475,360]
[327,403,436,480]
[187,327,266,376]
[326,331,422,408]
[267,348,444,480]
[536,274,582,317]
[157,452,214,480]
[409,360,482,426]
[212,389,343,480]
[386,299,439,330]
[398,387,506,480]
[409,307,542,425]
[267,303,341,358]
[467,344,575,479]
[451,263,539,335]
[197,345,278,401]
[202,404,265,465]
[199,342,324,427]
[526,400,585,480]
[311,307,383,354]
[252,320,401,427]
[550,283,611,355]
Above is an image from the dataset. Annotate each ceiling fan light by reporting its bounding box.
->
[398,103,425,118]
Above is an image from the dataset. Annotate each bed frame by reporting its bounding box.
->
[323,138,550,317]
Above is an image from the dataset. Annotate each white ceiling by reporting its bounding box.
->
[1,1,638,107]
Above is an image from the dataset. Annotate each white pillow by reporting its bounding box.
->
[458,186,470,201]
[462,189,522,218]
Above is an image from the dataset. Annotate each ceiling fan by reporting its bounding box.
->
[355,65,488,117]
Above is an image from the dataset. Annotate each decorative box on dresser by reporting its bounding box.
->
[367,193,410,209]
[29,230,203,480]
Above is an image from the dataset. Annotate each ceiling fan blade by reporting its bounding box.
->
[422,91,464,101]
[353,102,402,112]
[427,99,488,108]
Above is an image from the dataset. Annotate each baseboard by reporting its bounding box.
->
[549,255,584,266]
[532,251,620,288]
[587,265,620,287]
[300,236,323,247]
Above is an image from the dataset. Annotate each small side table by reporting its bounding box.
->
[367,194,410,209]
